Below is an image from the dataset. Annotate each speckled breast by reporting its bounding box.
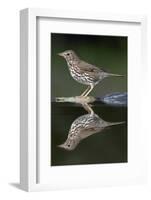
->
[69,65,98,85]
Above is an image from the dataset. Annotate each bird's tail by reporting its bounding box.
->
[108,73,124,77]
[108,121,126,126]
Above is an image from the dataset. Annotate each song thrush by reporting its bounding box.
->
[58,111,125,151]
[58,50,123,97]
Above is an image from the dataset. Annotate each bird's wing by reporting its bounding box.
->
[79,127,104,139]
[79,61,106,74]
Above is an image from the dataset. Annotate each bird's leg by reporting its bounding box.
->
[83,85,94,97]
[80,86,91,96]
[82,103,94,115]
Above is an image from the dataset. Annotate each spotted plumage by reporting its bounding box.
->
[58,50,123,96]
[58,112,125,151]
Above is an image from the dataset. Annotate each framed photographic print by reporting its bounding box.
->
[20,8,147,191]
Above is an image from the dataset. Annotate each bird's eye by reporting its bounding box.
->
[66,53,70,56]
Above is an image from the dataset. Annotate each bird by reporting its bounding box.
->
[58,50,123,97]
[58,104,125,151]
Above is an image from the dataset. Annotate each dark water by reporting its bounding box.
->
[51,102,127,166]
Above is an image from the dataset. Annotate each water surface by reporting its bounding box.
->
[51,102,127,166]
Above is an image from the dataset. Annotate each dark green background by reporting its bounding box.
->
[51,33,127,166]
[51,33,127,98]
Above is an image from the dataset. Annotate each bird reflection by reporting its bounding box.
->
[58,103,124,151]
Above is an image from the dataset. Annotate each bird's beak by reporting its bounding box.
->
[58,52,64,57]
[57,143,65,149]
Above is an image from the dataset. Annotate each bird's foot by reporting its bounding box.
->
[55,96,95,104]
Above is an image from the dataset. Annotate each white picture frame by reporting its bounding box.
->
[20,8,147,191]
